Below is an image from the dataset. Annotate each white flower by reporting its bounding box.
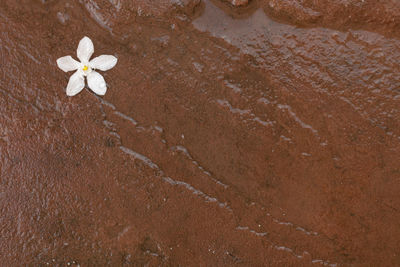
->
[56,36,117,96]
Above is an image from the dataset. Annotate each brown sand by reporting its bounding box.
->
[1,0,400,266]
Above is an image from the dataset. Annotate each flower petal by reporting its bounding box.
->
[66,71,85,96]
[89,55,117,71]
[56,56,79,72]
[87,71,107,95]
[77,36,94,63]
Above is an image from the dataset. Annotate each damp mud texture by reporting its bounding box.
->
[1,0,400,266]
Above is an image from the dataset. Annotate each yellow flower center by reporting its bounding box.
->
[82,65,88,71]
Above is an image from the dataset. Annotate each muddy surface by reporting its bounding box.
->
[1,0,400,266]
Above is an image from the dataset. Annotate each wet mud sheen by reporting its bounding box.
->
[1,0,400,266]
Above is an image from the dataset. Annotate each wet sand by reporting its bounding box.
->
[1,0,400,266]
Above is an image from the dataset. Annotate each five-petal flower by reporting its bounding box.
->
[57,36,117,96]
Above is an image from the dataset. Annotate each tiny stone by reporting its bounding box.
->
[228,0,248,6]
